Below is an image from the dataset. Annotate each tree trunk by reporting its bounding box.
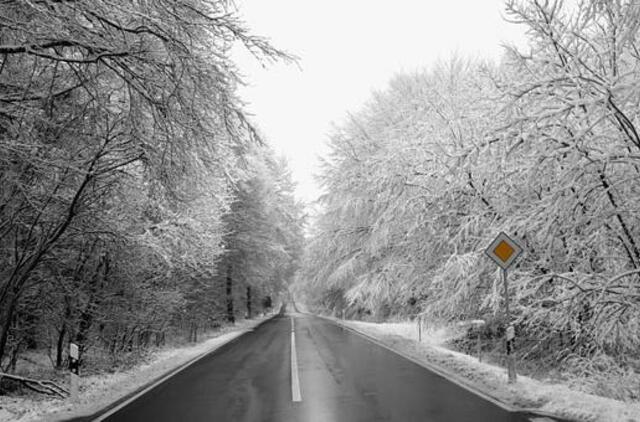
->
[246,286,252,319]
[599,171,640,268]
[0,289,19,366]
[155,331,165,347]
[55,325,66,369]
[226,264,235,323]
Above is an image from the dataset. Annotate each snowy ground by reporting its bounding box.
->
[0,316,272,422]
[334,318,640,422]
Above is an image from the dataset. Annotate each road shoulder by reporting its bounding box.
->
[1,315,276,422]
[321,316,639,422]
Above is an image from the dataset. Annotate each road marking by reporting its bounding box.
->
[290,317,302,402]
[91,315,278,421]
[318,315,517,413]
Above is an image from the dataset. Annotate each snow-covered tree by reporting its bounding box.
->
[0,0,292,369]
[217,145,304,323]
[300,0,640,372]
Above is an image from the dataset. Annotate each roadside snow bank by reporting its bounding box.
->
[337,319,640,422]
[0,316,271,422]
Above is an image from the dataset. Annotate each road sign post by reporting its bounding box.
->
[484,232,523,384]
[503,269,516,383]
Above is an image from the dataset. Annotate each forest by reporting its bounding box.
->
[296,0,640,399]
[2,0,640,416]
[0,0,304,383]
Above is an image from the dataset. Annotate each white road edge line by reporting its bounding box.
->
[320,315,516,413]
[91,317,275,421]
[290,317,302,402]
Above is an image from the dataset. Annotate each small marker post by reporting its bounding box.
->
[69,343,80,402]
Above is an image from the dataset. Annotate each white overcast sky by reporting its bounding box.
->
[232,1,527,206]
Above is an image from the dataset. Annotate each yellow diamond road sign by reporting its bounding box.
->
[485,232,523,270]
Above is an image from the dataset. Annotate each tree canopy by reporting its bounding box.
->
[0,0,303,373]
[297,0,640,371]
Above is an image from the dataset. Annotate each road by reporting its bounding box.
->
[85,307,552,422]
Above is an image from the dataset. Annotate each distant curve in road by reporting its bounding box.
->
[76,308,558,422]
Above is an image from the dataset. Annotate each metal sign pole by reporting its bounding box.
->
[485,231,522,384]
[503,268,516,383]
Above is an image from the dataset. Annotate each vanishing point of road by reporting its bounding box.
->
[75,306,558,422]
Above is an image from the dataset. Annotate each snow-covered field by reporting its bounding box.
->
[336,318,640,422]
[0,316,271,422]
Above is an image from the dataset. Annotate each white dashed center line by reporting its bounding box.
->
[290,317,302,402]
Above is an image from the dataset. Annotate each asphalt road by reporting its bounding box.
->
[86,308,551,422]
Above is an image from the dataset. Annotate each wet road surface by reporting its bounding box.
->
[80,310,554,422]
